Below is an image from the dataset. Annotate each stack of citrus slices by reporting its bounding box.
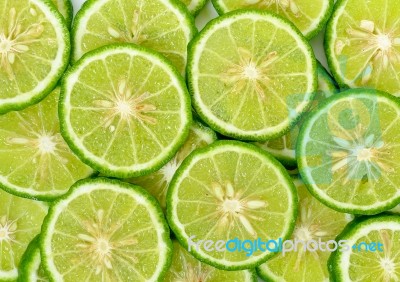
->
[0,0,399,281]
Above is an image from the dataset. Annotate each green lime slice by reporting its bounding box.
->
[71,0,196,74]
[325,0,400,96]
[0,0,70,114]
[188,10,317,141]
[40,178,172,282]
[297,88,400,214]
[18,236,49,282]
[180,0,208,16]
[257,178,352,282]
[60,44,192,178]
[167,140,298,270]
[390,205,400,214]
[212,0,334,39]
[255,63,338,167]
[164,240,257,281]
[51,0,73,27]
[127,121,217,211]
[0,189,48,281]
[328,215,400,281]
[0,87,93,201]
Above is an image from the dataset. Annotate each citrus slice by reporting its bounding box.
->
[18,236,49,282]
[255,63,338,167]
[390,205,400,214]
[325,0,400,96]
[181,0,208,16]
[188,10,317,141]
[211,0,334,39]
[51,0,73,27]
[71,0,196,74]
[328,215,400,281]
[0,189,48,281]
[60,44,192,178]
[127,121,217,211]
[297,88,400,214]
[40,178,172,282]
[0,0,70,114]
[167,140,298,270]
[257,178,352,282]
[164,240,257,281]
[0,87,93,201]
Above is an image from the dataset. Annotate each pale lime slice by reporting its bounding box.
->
[181,0,208,15]
[328,215,400,281]
[325,0,400,96]
[0,189,48,281]
[41,178,172,282]
[255,63,338,167]
[60,44,192,178]
[298,88,400,214]
[257,178,352,282]
[127,121,216,211]
[18,236,49,282]
[167,141,297,270]
[212,0,334,39]
[0,0,70,113]
[72,0,196,74]
[51,0,73,27]
[0,87,93,201]
[188,10,317,141]
[164,240,257,281]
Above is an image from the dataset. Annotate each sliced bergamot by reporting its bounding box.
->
[71,0,196,74]
[254,62,338,167]
[60,44,192,178]
[0,0,70,113]
[127,120,217,211]
[0,87,94,201]
[40,177,172,282]
[167,140,298,270]
[297,88,400,214]
[187,10,317,141]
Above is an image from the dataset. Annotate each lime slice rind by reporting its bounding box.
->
[182,0,208,16]
[51,0,73,27]
[18,236,48,282]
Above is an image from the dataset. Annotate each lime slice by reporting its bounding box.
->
[0,87,93,201]
[257,178,352,282]
[255,63,338,167]
[181,0,208,16]
[60,44,192,178]
[0,0,70,114]
[0,189,48,281]
[390,205,400,214]
[71,0,196,74]
[167,140,298,270]
[297,88,400,214]
[18,236,49,282]
[127,121,217,211]
[40,178,172,282]
[326,0,400,96]
[211,0,334,39]
[188,10,317,141]
[164,240,257,281]
[328,215,400,281]
[51,0,73,27]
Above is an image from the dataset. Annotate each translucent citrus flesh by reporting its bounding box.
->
[0,88,93,199]
[258,178,351,282]
[327,0,400,95]
[190,12,316,139]
[63,47,191,176]
[255,65,337,165]
[127,121,216,210]
[0,189,47,280]
[298,91,400,212]
[0,0,66,100]
[44,181,170,281]
[164,241,255,281]
[73,0,194,74]
[169,142,296,267]
[214,0,332,37]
